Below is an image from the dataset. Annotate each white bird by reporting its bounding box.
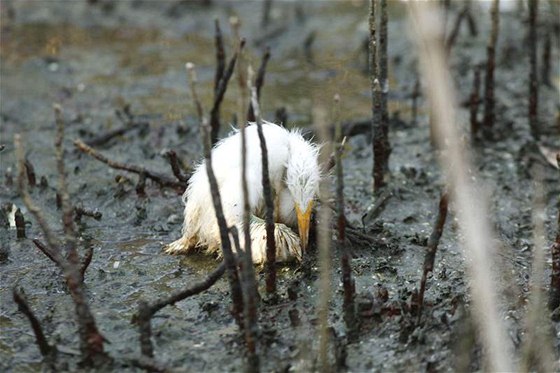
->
[165,121,321,264]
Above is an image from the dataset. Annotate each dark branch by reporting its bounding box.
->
[74,139,186,189]
[13,286,56,359]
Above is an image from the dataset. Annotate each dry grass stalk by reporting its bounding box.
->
[482,0,499,133]
[333,94,357,340]
[408,2,512,370]
[528,0,539,140]
[369,0,384,192]
[186,62,244,328]
[315,105,333,371]
[232,22,260,370]
[249,65,277,296]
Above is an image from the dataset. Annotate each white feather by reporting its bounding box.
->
[165,121,320,264]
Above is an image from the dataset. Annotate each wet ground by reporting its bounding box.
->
[1,1,559,372]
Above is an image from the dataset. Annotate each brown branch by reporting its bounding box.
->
[247,47,271,122]
[411,78,420,126]
[134,262,226,358]
[214,19,226,95]
[80,244,94,280]
[445,5,469,53]
[54,105,108,366]
[186,62,244,328]
[209,41,244,145]
[379,0,390,176]
[32,239,60,265]
[24,157,36,188]
[73,139,186,189]
[417,192,449,322]
[482,0,499,134]
[528,0,540,140]
[334,95,356,340]
[249,66,276,296]
[541,30,552,87]
[369,0,383,192]
[85,106,148,147]
[163,150,189,183]
[235,33,260,371]
[13,286,57,359]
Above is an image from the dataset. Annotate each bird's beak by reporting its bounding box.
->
[295,202,313,250]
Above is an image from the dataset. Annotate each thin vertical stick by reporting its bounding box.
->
[411,78,420,126]
[470,65,481,140]
[232,18,260,370]
[369,0,384,192]
[247,47,271,122]
[541,30,551,87]
[379,0,390,177]
[482,0,500,134]
[249,66,277,296]
[550,204,560,310]
[214,19,226,95]
[315,106,332,371]
[334,95,356,340]
[417,193,449,322]
[13,286,56,359]
[186,63,244,327]
[528,0,540,140]
[409,3,512,370]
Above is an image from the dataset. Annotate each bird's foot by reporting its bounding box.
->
[249,220,303,264]
[163,236,195,255]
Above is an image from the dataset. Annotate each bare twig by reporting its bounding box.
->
[234,27,260,370]
[74,140,186,189]
[209,38,244,145]
[163,150,189,183]
[32,239,59,264]
[541,30,551,87]
[214,19,226,95]
[417,193,449,321]
[369,0,383,192]
[13,286,57,359]
[379,0,390,176]
[134,262,226,358]
[248,47,271,122]
[445,4,470,53]
[550,207,560,310]
[528,0,539,140]
[482,0,500,134]
[411,78,420,126]
[84,113,148,147]
[334,94,356,340]
[80,244,94,280]
[409,3,512,370]
[469,65,482,140]
[186,62,244,328]
[249,66,277,296]
[314,106,333,371]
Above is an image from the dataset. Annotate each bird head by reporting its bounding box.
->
[286,133,320,251]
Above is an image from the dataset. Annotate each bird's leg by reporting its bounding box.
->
[249,216,302,264]
[163,234,199,255]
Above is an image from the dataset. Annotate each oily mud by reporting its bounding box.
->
[1,1,559,372]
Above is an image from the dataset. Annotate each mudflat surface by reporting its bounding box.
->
[1,1,559,372]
